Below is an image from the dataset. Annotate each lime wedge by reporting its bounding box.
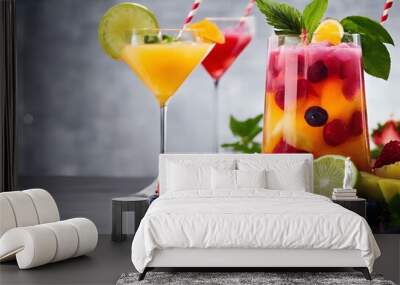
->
[313,155,358,197]
[98,3,159,59]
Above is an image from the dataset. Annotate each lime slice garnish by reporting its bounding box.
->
[98,3,159,59]
[313,155,358,197]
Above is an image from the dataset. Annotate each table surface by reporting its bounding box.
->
[332,198,366,202]
[112,195,148,202]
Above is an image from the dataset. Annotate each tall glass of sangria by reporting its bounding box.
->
[263,34,371,171]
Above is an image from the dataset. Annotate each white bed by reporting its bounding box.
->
[131,154,380,280]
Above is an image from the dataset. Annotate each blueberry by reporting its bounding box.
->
[307,60,328,82]
[304,106,328,127]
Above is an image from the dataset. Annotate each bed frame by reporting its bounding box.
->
[139,248,371,280]
[138,154,372,281]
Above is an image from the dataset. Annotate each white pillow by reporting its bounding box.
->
[211,169,236,190]
[266,166,307,191]
[167,163,211,191]
[238,159,307,191]
[166,159,236,192]
[211,169,268,190]
[236,169,268,189]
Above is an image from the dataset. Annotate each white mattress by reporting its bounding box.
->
[131,190,380,273]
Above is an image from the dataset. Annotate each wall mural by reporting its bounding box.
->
[16,0,399,233]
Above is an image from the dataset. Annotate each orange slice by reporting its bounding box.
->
[189,19,225,44]
[312,19,344,45]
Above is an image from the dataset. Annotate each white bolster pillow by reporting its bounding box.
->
[0,218,98,269]
[23,189,60,224]
[0,196,17,237]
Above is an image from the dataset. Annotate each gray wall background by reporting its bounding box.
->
[17,0,400,177]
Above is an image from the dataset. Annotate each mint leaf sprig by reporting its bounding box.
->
[256,0,302,35]
[341,16,394,80]
[221,114,263,154]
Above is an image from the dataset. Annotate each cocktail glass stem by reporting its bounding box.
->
[213,79,220,153]
[160,105,168,154]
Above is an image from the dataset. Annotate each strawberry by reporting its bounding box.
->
[374,140,400,169]
[372,120,400,146]
[272,139,307,153]
[323,119,350,146]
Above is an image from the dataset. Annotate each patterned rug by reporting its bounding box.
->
[116,271,396,285]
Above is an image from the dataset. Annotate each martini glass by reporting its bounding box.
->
[202,17,255,152]
[121,28,214,194]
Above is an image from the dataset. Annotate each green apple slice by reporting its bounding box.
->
[98,3,159,59]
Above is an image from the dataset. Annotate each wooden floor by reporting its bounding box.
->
[0,176,398,284]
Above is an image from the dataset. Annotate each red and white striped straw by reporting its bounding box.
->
[182,0,202,30]
[381,0,393,24]
[243,0,256,17]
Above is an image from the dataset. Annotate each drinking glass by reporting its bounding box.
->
[263,34,371,171]
[202,16,255,152]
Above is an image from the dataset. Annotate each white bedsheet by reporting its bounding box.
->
[131,190,380,273]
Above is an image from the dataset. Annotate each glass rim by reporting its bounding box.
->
[131,28,199,33]
[205,16,254,22]
[269,32,360,38]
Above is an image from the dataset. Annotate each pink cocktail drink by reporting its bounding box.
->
[202,29,252,80]
[202,17,255,153]
[263,36,371,171]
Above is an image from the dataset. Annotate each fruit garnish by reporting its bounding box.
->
[323,119,349,146]
[311,19,344,45]
[256,0,394,80]
[372,120,400,146]
[143,34,174,44]
[304,106,328,127]
[378,178,400,203]
[374,140,400,169]
[313,155,358,197]
[356,171,385,202]
[189,19,225,44]
[98,3,159,59]
[272,139,307,153]
[144,35,159,44]
[375,161,400,179]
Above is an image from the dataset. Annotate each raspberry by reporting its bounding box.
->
[272,139,307,153]
[307,60,328,83]
[374,140,400,168]
[274,86,285,110]
[323,119,350,146]
[342,78,359,100]
[348,111,363,136]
